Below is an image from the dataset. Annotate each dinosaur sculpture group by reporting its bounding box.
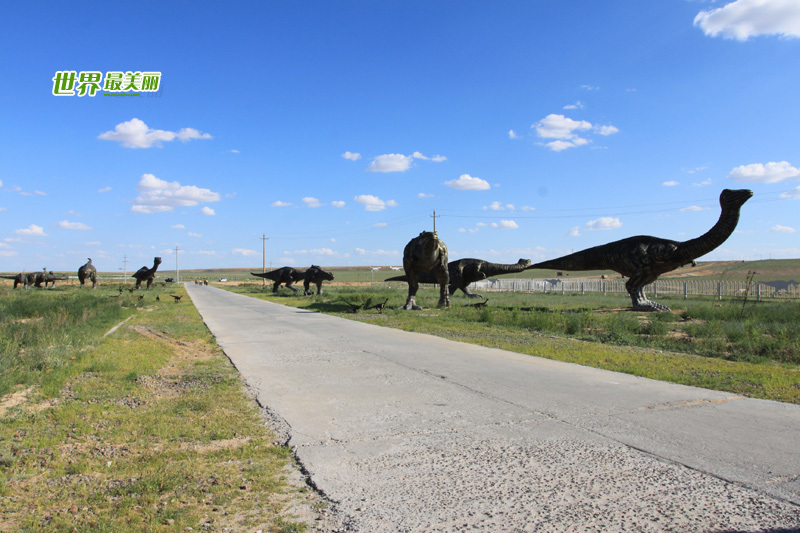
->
[250,265,335,295]
[527,189,753,311]
[132,257,162,289]
[387,258,531,299]
[400,230,449,310]
[2,269,67,289]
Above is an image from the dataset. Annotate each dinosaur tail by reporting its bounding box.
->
[385,275,408,282]
[526,246,612,272]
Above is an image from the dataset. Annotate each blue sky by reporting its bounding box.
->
[1,1,799,273]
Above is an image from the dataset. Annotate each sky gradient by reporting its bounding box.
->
[1,1,799,274]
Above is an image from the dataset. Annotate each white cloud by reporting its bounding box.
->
[780,186,800,199]
[386,200,398,207]
[303,197,323,208]
[663,180,680,187]
[367,153,414,172]
[355,248,399,256]
[98,118,212,149]
[412,151,429,160]
[200,206,215,216]
[444,174,491,191]
[771,224,796,233]
[545,138,590,152]
[230,149,240,154]
[355,194,395,211]
[728,161,800,183]
[563,101,585,110]
[194,250,216,255]
[693,178,713,187]
[694,0,800,40]
[431,155,447,162]
[188,232,203,237]
[568,226,581,237]
[491,220,519,229]
[271,200,292,207]
[595,125,619,136]
[342,151,361,161]
[585,217,622,231]
[533,114,617,151]
[98,186,112,193]
[131,173,220,214]
[508,130,520,140]
[171,224,186,229]
[15,224,47,236]
[484,201,515,211]
[58,220,92,230]
[233,248,259,256]
[0,207,7,213]
[418,193,434,199]
[331,200,346,208]
[373,222,388,227]
[680,205,709,211]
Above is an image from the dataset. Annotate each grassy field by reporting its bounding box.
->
[225,283,800,404]
[0,284,321,532]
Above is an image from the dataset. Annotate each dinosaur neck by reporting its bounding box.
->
[677,204,742,262]
[482,261,528,275]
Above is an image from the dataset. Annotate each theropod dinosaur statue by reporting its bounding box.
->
[387,258,531,299]
[303,265,334,295]
[78,258,97,289]
[400,230,449,310]
[1,273,31,289]
[526,189,753,311]
[251,267,304,293]
[132,257,162,289]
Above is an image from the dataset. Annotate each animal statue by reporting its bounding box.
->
[1,273,31,289]
[760,280,798,296]
[78,258,97,289]
[132,257,162,289]
[526,189,753,311]
[387,258,531,299]
[251,267,305,293]
[400,231,449,310]
[303,265,334,295]
[33,270,67,288]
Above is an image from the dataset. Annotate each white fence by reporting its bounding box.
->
[471,278,800,300]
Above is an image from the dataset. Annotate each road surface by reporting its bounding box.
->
[186,283,800,532]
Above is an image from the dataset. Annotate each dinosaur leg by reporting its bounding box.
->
[402,274,422,310]
[316,282,323,295]
[458,285,484,299]
[303,281,313,296]
[285,282,299,292]
[436,268,450,308]
[626,274,670,312]
[272,282,280,293]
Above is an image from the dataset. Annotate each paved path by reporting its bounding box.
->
[186,284,800,532]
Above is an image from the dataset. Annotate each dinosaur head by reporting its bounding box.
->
[153,257,162,266]
[517,258,532,268]
[719,189,753,210]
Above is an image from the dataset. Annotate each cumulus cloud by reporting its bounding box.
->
[58,220,92,230]
[585,217,622,231]
[431,155,447,162]
[532,113,618,152]
[131,173,220,214]
[568,227,581,237]
[233,248,259,256]
[331,200,346,208]
[563,101,585,110]
[271,200,292,207]
[484,201,515,211]
[367,154,414,172]
[303,197,323,208]
[354,194,396,211]
[491,220,519,229]
[663,180,680,187]
[342,151,361,161]
[728,161,800,183]
[508,130,520,140]
[15,224,47,236]
[694,0,800,40]
[98,118,212,149]
[444,174,491,191]
[200,207,215,216]
[771,224,796,233]
[98,186,112,193]
[418,193,434,199]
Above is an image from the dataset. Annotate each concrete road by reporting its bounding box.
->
[186,284,800,532]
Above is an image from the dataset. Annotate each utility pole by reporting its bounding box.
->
[123,255,128,285]
[261,234,269,289]
[175,246,181,283]
[431,210,439,233]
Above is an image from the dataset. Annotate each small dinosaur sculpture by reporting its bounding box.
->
[387,258,531,299]
[132,257,162,289]
[465,299,489,308]
[338,299,363,313]
[303,265,334,295]
[365,298,389,313]
[400,231,449,310]
[526,189,753,312]
[170,294,182,303]
[78,258,97,289]
[251,267,304,293]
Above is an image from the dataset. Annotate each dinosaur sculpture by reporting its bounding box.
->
[526,189,753,312]
[2,270,66,288]
[302,265,334,295]
[760,280,798,296]
[1,273,30,289]
[251,267,304,293]
[132,257,162,289]
[400,230,449,310]
[387,258,531,299]
[78,258,97,289]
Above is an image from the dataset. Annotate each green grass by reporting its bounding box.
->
[226,283,800,404]
[0,285,317,532]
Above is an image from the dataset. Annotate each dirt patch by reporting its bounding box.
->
[0,386,34,417]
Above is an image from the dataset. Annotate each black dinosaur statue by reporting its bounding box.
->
[251,267,305,293]
[386,258,531,299]
[2,270,66,288]
[78,258,97,289]
[1,273,30,289]
[132,257,162,289]
[760,279,798,296]
[400,230,449,310]
[526,189,753,312]
[303,265,334,295]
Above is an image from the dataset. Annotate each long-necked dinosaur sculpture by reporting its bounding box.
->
[78,258,97,289]
[251,267,305,293]
[387,258,531,298]
[526,189,753,312]
[400,230,450,310]
[132,257,162,289]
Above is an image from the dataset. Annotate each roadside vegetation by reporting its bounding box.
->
[227,283,800,404]
[0,285,318,532]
